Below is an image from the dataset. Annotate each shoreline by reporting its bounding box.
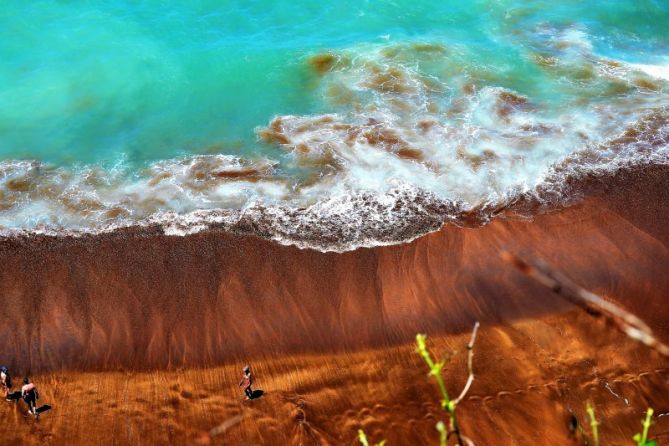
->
[0,154,666,253]
[0,163,666,372]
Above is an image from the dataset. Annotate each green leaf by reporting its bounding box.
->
[358,429,370,446]
[416,334,427,352]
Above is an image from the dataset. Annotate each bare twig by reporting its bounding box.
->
[208,414,244,438]
[502,252,669,357]
[453,322,480,405]
[197,414,244,444]
[417,321,480,446]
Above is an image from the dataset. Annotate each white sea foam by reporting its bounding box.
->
[630,63,669,81]
[1,29,668,251]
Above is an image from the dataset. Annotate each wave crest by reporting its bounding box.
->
[1,34,668,250]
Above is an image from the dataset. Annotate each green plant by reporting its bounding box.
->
[358,429,386,446]
[586,402,600,446]
[633,408,656,446]
[416,322,479,446]
[580,403,659,446]
[359,317,656,446]
[436,421,447,446]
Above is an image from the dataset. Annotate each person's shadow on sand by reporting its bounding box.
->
[248,390,264,400]
[6,391,52,415]
[35,404,52,414]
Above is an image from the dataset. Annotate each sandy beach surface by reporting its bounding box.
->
[0,165,667,445]
[1,313,668,445]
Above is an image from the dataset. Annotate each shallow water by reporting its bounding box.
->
[1,1,668,245]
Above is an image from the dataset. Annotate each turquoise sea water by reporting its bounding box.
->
[0,1,668,236]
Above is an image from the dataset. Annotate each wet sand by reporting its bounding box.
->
[0,164,667,444]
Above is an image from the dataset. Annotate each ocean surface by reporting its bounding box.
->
[1,1,668,249]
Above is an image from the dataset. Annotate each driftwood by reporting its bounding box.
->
[502,252,669,358]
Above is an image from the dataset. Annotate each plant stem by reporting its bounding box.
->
[586,402,599,446]
[641,408,654,445]
[417,333,461,444]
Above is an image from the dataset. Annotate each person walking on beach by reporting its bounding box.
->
[0,366,12,400]
[239,365,254,399]
[21,377,39,416]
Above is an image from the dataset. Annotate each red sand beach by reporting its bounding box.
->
[0,164,667,444]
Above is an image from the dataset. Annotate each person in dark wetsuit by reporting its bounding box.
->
[238,365,254,399]
[0,367,12,400]
[21,377,39,416]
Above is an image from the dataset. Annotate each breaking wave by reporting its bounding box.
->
[1,26,668,251]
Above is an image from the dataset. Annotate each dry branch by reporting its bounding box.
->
[502,252,669,358]
[453,322,480,406]
[209,414,244,437]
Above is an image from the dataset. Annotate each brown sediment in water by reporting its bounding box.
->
[308,53,339,74]
[0,164,667,444]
